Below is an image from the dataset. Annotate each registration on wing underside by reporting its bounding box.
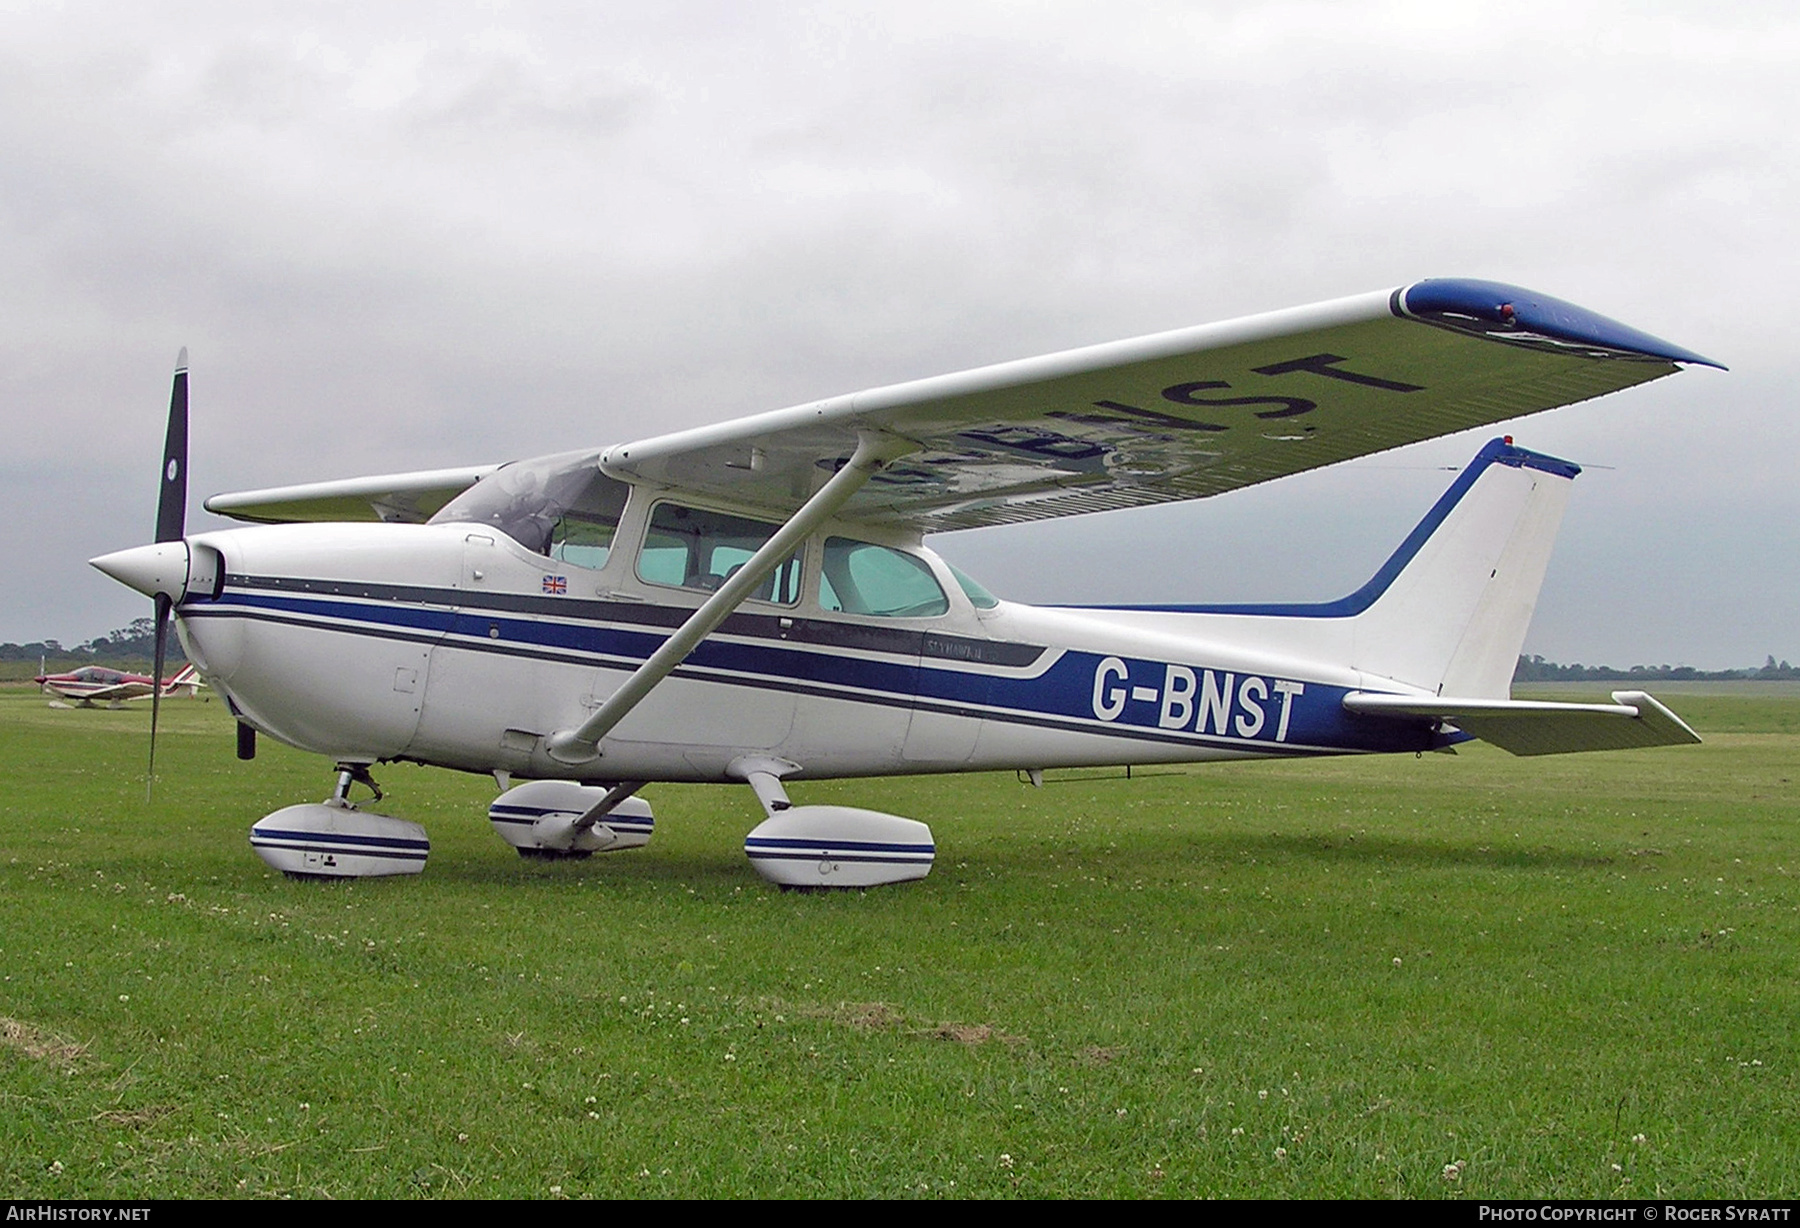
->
[604,292,1683,533]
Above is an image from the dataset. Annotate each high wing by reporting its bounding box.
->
[204,464,498,525]
[604,278,1717,532]
[205,279,1716,531]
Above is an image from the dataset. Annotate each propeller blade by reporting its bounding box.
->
[148,348,187,799]
[156,348,188,544]
[148,593,170,800]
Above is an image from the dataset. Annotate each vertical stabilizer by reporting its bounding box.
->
[1350,440,1578,697]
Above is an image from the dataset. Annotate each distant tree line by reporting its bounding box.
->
[1514,654,1798,682]
[0,618,186,665]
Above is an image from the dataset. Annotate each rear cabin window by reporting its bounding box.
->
[819,538,949,618]
[638,502,801,604]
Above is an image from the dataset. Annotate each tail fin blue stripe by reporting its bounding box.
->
[1063,438,1579,620]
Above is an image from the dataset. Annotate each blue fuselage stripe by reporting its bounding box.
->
[188,582,1432,756]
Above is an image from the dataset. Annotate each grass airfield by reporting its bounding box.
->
[1,686,1796,1199]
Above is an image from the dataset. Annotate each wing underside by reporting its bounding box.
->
[601,282,1713,529]
[203,279,1715,530]
[603,279,1714,533]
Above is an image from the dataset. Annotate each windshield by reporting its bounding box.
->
[430,451,629,561]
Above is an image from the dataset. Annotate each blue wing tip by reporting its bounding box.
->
[1399,278,1725,370]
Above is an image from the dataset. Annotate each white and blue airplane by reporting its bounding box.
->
[91,279,1718,884]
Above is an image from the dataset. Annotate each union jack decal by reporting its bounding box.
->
[542,575,568,595]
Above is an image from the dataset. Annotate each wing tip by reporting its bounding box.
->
[1397,278,1725,370]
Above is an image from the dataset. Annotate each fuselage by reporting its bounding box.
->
[171,508,1440,785]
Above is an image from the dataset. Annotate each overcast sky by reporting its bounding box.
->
[2,1,1793,668]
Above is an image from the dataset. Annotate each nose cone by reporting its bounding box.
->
[91,541,189,600]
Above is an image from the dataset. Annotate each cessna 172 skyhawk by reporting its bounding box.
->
[91,279,1718,885]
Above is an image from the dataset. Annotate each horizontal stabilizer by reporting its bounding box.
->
[1343,689,1701,756]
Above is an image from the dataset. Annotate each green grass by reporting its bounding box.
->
[2,689,1797,1198]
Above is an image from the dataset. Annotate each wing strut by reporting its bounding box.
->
[545,432,915,765]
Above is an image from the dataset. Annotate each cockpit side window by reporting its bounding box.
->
[638,502,801,604]
[549,482,628,571]
[429,452,627,567]
[819,538,949,618]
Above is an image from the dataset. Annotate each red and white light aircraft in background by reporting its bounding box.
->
[36,662,203,707]
[90,280,1719,884]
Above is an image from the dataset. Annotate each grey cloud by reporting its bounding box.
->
[1,3,1793,669]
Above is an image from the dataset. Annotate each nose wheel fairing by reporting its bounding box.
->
[249,804,429,879]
